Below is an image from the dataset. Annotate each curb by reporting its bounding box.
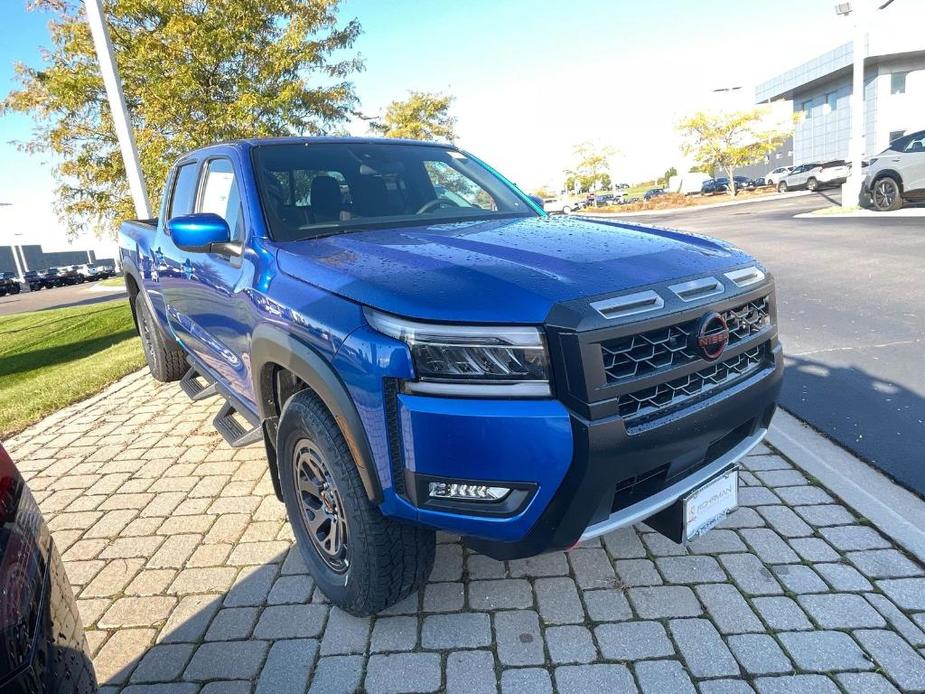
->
[580,190,812,218]
[793,207,925,219]
[767,408,925,564]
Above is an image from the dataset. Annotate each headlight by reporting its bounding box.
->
[364,308,551,397]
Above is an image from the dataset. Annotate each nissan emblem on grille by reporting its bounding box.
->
[694,312,730,361]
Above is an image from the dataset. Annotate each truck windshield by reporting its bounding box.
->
[253,142,537,241]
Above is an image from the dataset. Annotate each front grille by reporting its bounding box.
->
[611,463,670,513]
[601,296,770,384]
[618,344,768,420]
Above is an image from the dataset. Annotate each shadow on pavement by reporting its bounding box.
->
[97,549,317,688]
[783,353,925,497]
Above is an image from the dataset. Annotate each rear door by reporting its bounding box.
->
[163,155,256,402]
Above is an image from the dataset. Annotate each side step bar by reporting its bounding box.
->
[179,367,219,402]
[213,401,263,448]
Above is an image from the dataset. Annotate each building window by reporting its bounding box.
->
[891,72,907,95]
[824,92,838,114]
[889,130,906,143]
[801,100,813,119]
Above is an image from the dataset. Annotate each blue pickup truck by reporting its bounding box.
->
[120,137,782,614]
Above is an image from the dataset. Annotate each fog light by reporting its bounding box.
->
[428,482,510,501]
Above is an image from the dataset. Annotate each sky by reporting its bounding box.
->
[0,0,913,251]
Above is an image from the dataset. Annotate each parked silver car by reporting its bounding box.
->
[864,129,925,211]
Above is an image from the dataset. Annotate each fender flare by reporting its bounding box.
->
[250,323,382,503]
[871,169,904,190]
[120,257,144,333]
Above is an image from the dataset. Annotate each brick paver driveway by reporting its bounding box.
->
[7,370,925,693]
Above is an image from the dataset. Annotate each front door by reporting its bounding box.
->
[163,156,256,404]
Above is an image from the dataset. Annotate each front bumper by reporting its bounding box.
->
[466,345,782,559]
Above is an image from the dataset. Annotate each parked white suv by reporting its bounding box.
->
[864,129,925,211]
[765,166,792,187]
[779,160,849,192]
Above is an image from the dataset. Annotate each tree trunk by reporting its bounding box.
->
[727,167,736,196]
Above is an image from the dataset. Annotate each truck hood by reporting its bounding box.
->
[275,216,752,323]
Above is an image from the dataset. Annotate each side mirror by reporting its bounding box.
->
[167,213,241,256]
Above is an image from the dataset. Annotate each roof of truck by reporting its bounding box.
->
[230,136,453,149]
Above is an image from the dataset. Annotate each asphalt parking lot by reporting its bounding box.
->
[10,370,925,693]
[621,193,925,498]
[0,280,127,315]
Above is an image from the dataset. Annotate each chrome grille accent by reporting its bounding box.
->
[617,345,768,420]
[601,296,770,384]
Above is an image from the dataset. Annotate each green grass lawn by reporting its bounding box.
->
[98,276,127,287]
[0,300,145,438]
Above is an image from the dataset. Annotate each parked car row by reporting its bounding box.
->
[20,263,115,291]
[542,189,645,213]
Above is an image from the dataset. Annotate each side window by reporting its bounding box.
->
[905,135,925,154]
[424,160,497,210]
[168,163,200,219]
[198,159,244,243]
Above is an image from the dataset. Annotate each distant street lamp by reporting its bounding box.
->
[835,0,870,208]
[835,0,897,208]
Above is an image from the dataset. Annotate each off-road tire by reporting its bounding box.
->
[278,390,435,616]
[134,294,186,382]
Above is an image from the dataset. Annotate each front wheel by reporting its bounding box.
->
[807,177,818,192]
[562,206,572,215]
[278,391,435,615]
[778,181,788,193]
[871,176,903,211]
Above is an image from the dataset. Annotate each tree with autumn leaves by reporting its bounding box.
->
[677,109,792,195]
[3,0,364,237]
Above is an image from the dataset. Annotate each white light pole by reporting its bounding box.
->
[836,0,872,208]
[1,203,27,286]
[84,0,151,219]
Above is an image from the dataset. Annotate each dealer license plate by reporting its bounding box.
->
[684,469,738,541]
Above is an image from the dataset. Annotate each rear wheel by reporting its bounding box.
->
[278,390,435,615]
[871,176,903,211]
[778,181,788,193]
[134,294,186,382]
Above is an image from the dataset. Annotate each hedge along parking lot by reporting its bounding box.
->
[0,299,145,437]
